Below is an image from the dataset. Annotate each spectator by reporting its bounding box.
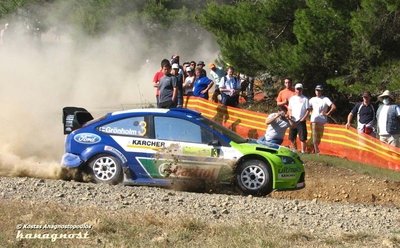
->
[182,61,190,78]
[276,78,295,109]
[193,66,214,100]
[288,83,310,153]
[219,66,241,107]
[197,60,207,77]
[262,106,295,145]
[158,61,178,109]
[239,73,249,98]
[345,91,376,137]
[183,67,195,96]
[171,63,184,107]
[152,59,169,106]
[170,55,183,76]
[209,63,226,103]
[0,23,9,45]
[376,90,400,147]
[309,85,336,154]
[189,61,196,71]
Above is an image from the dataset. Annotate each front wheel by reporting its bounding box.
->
[88,154,123,185]
[236,159,273,196]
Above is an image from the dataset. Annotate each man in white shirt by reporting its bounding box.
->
[219,66,241,107]
[309,85,336,154]
[288,83,310,153]
[376,90,400,147]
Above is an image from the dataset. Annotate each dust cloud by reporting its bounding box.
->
[0,3,219,179]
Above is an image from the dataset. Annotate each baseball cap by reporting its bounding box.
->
[172,63,179,69]
[295,83,303,89]
[315,85,323,91]
[186,67,192,72]
[197,61,205,66]
[208,63,216,69]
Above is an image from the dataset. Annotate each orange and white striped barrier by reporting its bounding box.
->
[183,96,400,171]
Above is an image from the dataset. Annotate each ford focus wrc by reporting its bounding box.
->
[62,107,305,196]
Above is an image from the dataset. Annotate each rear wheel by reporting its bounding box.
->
[88,154,123,185]
[236,159,272,196]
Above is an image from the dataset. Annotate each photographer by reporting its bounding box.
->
[262,106,295,145]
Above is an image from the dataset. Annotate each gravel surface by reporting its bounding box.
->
[1,176,399,239]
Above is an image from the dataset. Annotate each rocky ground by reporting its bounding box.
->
[1,160,400,247]
[271,161,400,207]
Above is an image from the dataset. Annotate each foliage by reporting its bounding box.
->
[197,0,305,76]
[199,0,400,98]
[0,0,26,18]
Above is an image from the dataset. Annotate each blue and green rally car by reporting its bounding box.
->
[62,107,305,196]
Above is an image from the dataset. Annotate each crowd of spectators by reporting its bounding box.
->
[152,56,400,149]
[152,55,252,109]
[268,78,399,150]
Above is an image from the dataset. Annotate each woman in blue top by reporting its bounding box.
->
[193,66,214,100]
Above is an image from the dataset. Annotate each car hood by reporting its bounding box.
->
[235,138,297,157]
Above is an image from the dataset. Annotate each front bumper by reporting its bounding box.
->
[61,153,83,168]
[296,172,305,189]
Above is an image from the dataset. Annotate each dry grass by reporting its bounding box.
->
[301,154,400,182]
[0,200,394,248]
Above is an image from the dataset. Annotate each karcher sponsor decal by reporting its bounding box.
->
[128,139,166,150]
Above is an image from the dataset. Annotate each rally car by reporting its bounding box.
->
[61,107,305,196]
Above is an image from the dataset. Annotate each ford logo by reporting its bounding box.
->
[74,133,101,144]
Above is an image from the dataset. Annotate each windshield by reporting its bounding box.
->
[201,117,247,143]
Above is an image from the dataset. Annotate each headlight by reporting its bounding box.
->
[278,156,296,165]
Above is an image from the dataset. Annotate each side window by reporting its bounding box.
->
[155,116,212,144]
[98,116,148,137]
[201,127,214,145]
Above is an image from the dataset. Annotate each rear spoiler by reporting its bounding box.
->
[62,107,94,134]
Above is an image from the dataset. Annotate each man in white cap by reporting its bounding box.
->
[288,83,310,153]
[376,90,400,147]
[309,85,336,154]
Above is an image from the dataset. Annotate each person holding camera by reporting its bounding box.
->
[262,106,295,145]
[345,91,376,137]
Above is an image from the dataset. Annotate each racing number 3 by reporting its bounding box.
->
[211,148,220,157]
